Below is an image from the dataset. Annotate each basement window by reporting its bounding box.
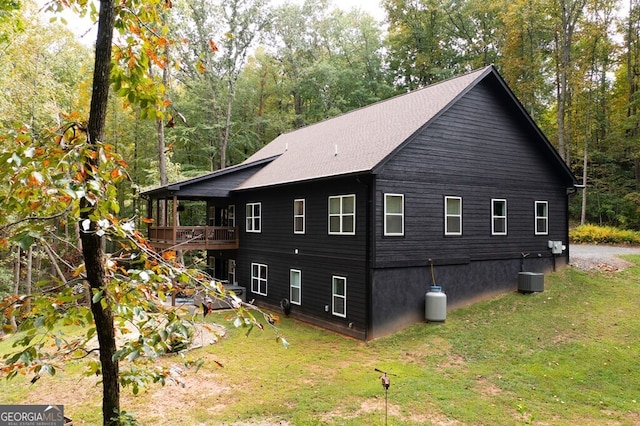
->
[290,269,301,305]
[251,263,268,296]
[332,276,347,317]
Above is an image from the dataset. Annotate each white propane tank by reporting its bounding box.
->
[425,286,447,322]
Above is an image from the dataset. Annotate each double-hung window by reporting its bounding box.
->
[328,195,355,235]
[294,199,305,234]
[251,263,268,296]
[535,201,548,235]
[445,196,462,236]
[246,202,261,233]
[332,276,347,317]
[290,269,301,305]
[384,194,404,236]
[491,199,507,235]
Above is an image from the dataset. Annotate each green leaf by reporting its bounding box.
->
[125,350,140,362]
[86,327,96,340]
[16,232,34,250]
[92,290,103,304]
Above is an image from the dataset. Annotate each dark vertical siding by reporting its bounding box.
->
[235,175,370,339]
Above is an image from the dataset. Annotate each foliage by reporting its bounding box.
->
[0,1,286,424]
[0,120,287,417]
[569,223,640,244]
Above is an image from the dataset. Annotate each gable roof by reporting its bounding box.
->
[145,65,576,197]
[236,65,578,191]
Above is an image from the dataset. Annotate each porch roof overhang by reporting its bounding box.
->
[140,156,278,200]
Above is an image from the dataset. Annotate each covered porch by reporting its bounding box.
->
[143,196,238,251]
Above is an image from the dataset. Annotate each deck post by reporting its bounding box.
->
[172,196,178,246]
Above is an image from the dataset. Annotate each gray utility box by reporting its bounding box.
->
[518,272,544,293]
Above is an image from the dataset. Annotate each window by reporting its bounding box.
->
[246,202,261,233]
[445,196,462,235]
[329,195,355,235]
[535,201,548,235]
[228,259,236,284]
[332,276,347,317]
[228,205,235,227]
[290,269,301,305]
[251,263,267,296]
[384,194,404,236]
[491,199,507,235]
[294,199,305,234]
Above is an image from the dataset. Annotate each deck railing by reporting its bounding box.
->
[148,226,238,250]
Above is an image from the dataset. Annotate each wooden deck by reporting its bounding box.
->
[148,226,239,250]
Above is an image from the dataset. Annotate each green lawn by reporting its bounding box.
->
[2,258,640,425]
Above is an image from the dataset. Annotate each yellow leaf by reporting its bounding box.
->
[162,251,176,261]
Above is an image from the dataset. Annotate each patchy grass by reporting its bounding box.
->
[2,258,640,425]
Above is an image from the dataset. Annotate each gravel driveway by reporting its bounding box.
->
[570,244,640,271]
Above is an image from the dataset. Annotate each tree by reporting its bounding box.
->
[502,0,554,120]
[171,0,270,171]
[0,2,286,424]
[551,0,587,163]
[383,0,458,89]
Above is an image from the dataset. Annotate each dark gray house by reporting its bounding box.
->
[142,66,578,340]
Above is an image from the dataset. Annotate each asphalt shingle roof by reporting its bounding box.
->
[235,66,491,190]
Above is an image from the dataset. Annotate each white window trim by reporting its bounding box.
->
[246,202,261,233]
[384,193,404,236]
[290,269,301,305]
[294,199,305,234]
[491,199,507,236]
[535,201,549,235]
[251,263,268,296]
[328,194,356,235]
[444,196,463,236]
[332,275,347,318]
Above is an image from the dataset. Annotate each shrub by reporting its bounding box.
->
[569,224,640,245]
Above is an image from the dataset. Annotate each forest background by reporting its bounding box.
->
[2,0,640,293]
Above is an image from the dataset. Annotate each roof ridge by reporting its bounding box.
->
[274,66,493,138]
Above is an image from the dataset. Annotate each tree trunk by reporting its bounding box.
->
[156,45,170,186]
[221,80,233,169]
[581,139,588,225]
[25,245,32,312]
[10,246,20,333]
[13,246,20,297]
[83,0,120,424]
